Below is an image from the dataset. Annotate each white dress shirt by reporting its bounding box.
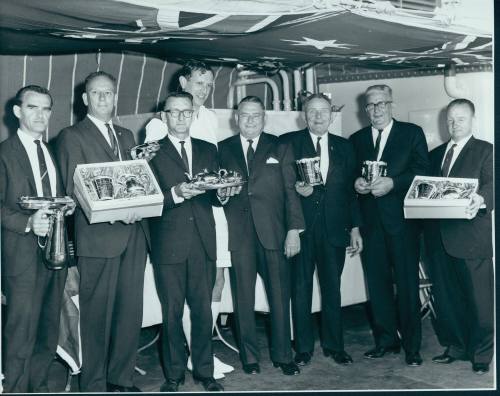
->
[17,128,57,197]
[440,134,473,174]
[309,131,329,183]
[371,119,394,161]
[87,114,122,161]
[240,134,261,171]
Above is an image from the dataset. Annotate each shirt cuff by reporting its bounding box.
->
[171,186,185,204]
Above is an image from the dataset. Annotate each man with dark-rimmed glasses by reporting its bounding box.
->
[349,84,430,367]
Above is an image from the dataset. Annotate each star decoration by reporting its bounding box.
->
[282,37,354,50]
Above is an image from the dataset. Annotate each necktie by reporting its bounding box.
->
[180,140,189,173]
[105,123,119,157]
[441,143,457,177]
[34,140,52,197]
[316,136,322,158]
[246,139,255,175]
[373,129,383,160]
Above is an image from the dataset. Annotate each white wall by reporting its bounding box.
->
[320,71,493,150]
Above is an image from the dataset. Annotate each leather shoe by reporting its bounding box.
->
[273,361,300,375]
[432,352,456,364]
[107,383,142,392]
[160,377,185,392]
[406,352,423,366]
[193,375,224,391]
[242,363,260,374]
[364,345,400,359]
[294,352,312,366]
[472,363,489,375]
[324,349,353,365]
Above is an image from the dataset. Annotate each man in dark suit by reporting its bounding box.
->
[280,93,363,367]
[423,99,493,375]
[56,71,149,392]
[349,84,429,366]
[218,96,305,376]
[0,85,69,392]
[148,91,231,392]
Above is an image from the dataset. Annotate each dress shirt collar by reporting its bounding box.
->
[168,133,192,148]
[308,131,328,152]
[448,133,472,152]
[87,114,114,131]
[371,119,394,138]
[17,128,44,146]
[240,133,261,149]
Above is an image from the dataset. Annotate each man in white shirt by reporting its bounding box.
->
[56,71,149,392]
[145,60,233,378]
[0,85,68,392]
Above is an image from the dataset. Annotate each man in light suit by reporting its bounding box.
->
[218,96,305,376]
[56,71,149,392]
[0,85,68,392]
[148,91,233,392]
[423,99,493,375]
[349,84,430,366]
[281,93,363,367]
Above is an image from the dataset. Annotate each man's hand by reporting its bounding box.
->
[370,176,394,197]
[354,177,371,195]
[284,229,301,258]
[217,185,242,203]
[346,227,363,257]
[29,208,53,237]
[175,182,205,200]
[295,181,314,197]
[110,212,143,225]
[465,192,485,220]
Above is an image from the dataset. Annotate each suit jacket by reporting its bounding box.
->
[219,132,305,251]
[55,116,150,258]
[280,129,362,247]
[349,120,430,234]
[148,137,218,265]
[424,136,493,259]
[0,134,64,276]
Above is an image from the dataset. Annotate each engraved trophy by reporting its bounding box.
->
[92,175,114,200]
[296,157,323,186]
[361,160,388,183]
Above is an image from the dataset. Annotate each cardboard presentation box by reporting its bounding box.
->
[73,159,164,224]
[404,176,478,219]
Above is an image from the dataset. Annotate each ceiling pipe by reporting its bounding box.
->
[444,63,470,99]
[305,67,316,95]
[293,69,303,109]
[227,76,281,111]
[278,70,292,111]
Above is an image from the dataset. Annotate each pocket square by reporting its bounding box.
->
[266,157,279,164]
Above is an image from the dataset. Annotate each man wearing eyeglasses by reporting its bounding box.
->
[148,91,239,392]
[218,96,305,376]
[349,84,429,367]
[280,93,362,367]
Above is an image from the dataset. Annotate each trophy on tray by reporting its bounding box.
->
[362,160,388,183]
[296,157,323,186]
[129,141,160,161]
[18,196,75,270]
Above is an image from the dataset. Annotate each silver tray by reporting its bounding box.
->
[18,196,75,210]
[189,180,246,190]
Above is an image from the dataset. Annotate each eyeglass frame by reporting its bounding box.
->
[365,101,393,112]
[164,109,194,118]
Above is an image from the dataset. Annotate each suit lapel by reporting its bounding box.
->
[326,133,340,182]
[12,135,37,193]
[230,136,248,176]
[160,135,187,174]
[379,120,398,162]
[191,139,204,176]
[82,117,119,162]
[448,136,475,177]
[301,129,317,159]
[252,133,274,175]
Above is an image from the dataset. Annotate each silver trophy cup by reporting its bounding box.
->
[92,175,114,200]
[296,157,323,186]
[362,160,388,183]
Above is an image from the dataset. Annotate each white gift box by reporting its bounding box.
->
[404,176,478,219]
[73,159,164,224]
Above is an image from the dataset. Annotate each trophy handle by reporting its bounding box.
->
[38,236,47,249]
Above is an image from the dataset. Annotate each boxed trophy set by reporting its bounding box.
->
[73,159,164,224]
[404,176,478,219]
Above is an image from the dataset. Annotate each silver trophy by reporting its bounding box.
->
[92,175,114,200]
[362,160,387,183]
[18,196,75,270]
[296,157,323,186]
[116,174,147,198]
[130,141,160,161]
